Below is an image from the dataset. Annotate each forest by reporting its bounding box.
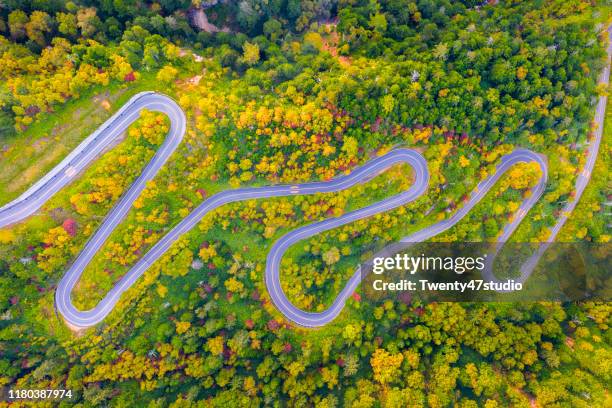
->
[0,0,610,406]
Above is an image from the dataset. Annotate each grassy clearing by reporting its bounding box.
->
[0,73,164,205]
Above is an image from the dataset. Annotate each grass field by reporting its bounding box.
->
[0,73,163,205]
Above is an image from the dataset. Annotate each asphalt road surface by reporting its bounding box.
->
[0,97,549,328]
[0,27,608,328]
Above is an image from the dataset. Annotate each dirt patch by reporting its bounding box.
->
[101,99,111,111]
[72,108,82,121]
[187,75,203,85]
[6,144,67,193]
[63,318,88,336]
[189,7,231,33]
[109,88,128,104]
[32,136,50,150]
[512,386,538,408]
[321,23,352,67]
[179,49,205,62]
[51,123,69,138]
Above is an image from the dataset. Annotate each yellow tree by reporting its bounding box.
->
[156,65,178,84]
[371,348,404,386]
[242,42,260,66]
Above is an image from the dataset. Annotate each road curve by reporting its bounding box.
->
[0,92,185,226]
[60,147,431,327]
[0,24,608,328]
[0,92,545,328]
[266,149,548,326]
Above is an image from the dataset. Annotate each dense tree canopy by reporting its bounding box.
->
[0,0,609,406]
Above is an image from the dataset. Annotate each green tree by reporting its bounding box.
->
[8,10,28,41]
[25,11,53,46]
[56,12,78,37]
[263,18,282,42]
[242,41,260,66]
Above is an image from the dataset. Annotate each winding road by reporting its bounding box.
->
[0,99,549,328]
[0,27,609,328]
